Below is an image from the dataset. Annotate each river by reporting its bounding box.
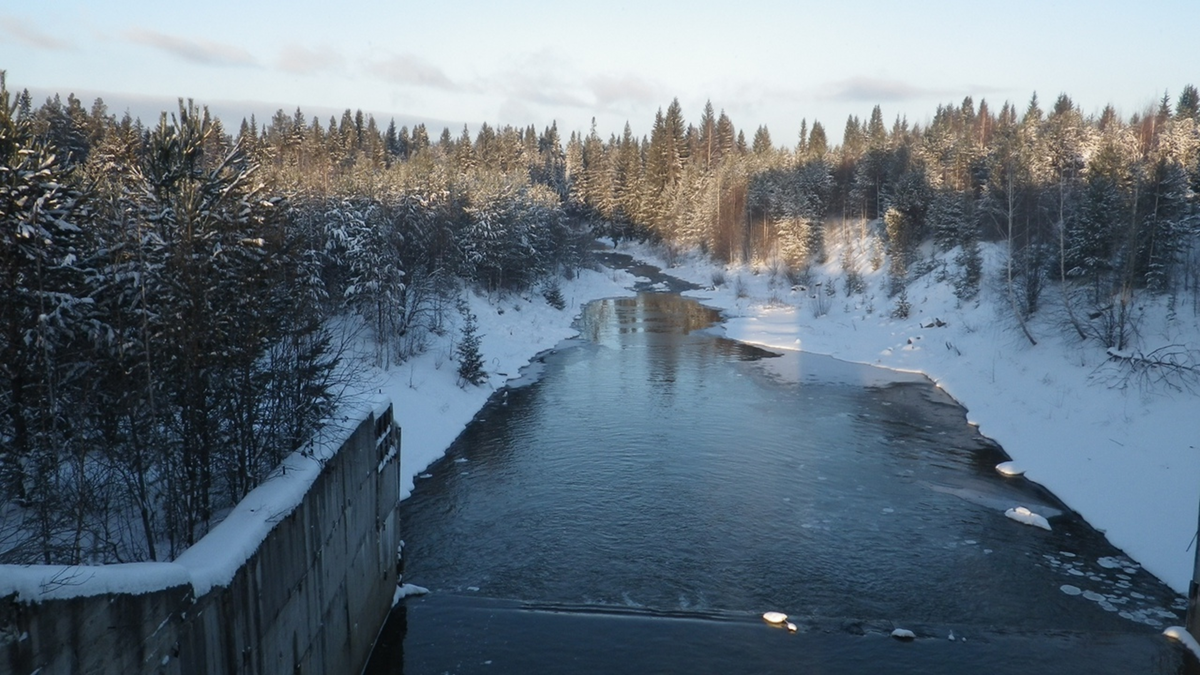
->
[366,262,1194,674]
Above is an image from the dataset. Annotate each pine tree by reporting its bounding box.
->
[455,299,486,386]
[0,72,97,524]
[1175,84,1199,121]
[752,125,773,156]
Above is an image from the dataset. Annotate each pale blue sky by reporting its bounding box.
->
[2,1,1195,144]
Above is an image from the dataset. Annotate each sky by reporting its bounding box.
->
[3,0,1197,145]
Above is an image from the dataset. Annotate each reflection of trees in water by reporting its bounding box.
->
[577,294,722,347]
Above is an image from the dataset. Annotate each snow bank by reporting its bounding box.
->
[0,562,192,603]
[377,265,637,500]
[1,397,386,603]
[622,240,1200,595]
[176,405,379,597]
[1164,626,1200,659]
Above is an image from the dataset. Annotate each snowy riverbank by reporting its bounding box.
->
[611,240,1200,596]
[374,265,637,501]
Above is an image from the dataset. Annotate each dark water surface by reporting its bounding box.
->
[367,290,1194,674]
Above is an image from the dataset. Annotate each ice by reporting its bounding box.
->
[392,583,429,606]
[1060,585,1082,596]
[891,628,916,640]
[1164,627,1200,660]
[762,611,788,624]
[995,461,1024,477]
[1004,506,1051,531]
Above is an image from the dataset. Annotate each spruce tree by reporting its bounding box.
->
[455,299,486,386]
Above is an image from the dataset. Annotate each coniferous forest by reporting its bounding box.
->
[2,68,1198,565]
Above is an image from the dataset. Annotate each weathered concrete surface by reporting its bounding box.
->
[1,406,401,675]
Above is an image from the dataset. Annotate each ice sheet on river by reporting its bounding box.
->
[921,479,1064,520]
[749,349,929,388]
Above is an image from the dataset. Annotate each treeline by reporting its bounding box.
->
[0,74,588,564]
[568,91,1200,347]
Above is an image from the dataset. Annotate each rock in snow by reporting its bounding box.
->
[1005,506,1051,531]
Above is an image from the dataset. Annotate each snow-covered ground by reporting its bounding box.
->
[617,239,1200,596]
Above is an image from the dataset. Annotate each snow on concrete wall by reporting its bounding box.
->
[0,405,401,675]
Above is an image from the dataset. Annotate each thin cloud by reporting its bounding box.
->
[123,27,257,67]
[495,74,588,109]
[587,73,662,110]
[0,14,71,50]
[366,54,458,90]
[276,44,344,75]
[483,51,588,108]
[820,76,939,103]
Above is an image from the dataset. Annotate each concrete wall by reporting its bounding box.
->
[1,406,401,675]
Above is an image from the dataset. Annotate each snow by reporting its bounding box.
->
[1164,626,1200,659]
[995,461,1024,477]
[762,611,788,624]
[0,562,191,603]
[0,265,635,603]
[392,583,429,606]
[0,410,373,602]
[176,410,375,597]
[4,239,1197,612]
[617,239,1200,595]
[1005,506,1053,531]
[372,265,637,501]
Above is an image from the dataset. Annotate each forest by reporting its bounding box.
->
[2,68,1198,565]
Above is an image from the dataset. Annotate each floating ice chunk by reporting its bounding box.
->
[995,461,1024,477]
[762,611,788,624]
[454,457,469,463]
[1082,590,1105,602]
[1005,506,1051,530]
[891,628,916,640]
[1097,556,1125,569]
[1164,627,1200,660]
[1060,585,1082,596]
[786,622,798,632]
